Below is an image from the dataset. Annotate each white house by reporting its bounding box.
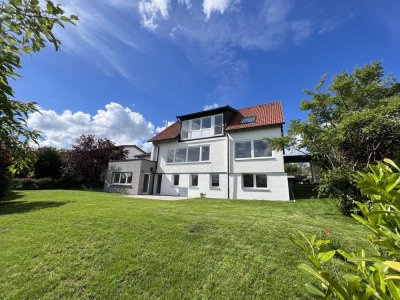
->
[104,102,290,201]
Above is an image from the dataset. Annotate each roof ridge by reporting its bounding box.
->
[237,101,281,111]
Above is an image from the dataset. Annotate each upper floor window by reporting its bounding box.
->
[181,114,224,140]
[167,145,210,164]
[235,139,273,159]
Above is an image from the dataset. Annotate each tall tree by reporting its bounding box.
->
[66,135,127,187]
[0,0,77,172]
[272,62,400,215]
[34,147,63,179]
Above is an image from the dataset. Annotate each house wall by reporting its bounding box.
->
[153,125,289,201]
[157,136,227,174]
[123,146,145,159]
[104,159,156,195]
[228,126,289,201]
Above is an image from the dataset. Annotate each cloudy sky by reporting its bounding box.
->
[14,0,400,150]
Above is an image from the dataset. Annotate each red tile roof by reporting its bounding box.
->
[225,101,284,131]
[149,101,284,142]
[149,121,180,142]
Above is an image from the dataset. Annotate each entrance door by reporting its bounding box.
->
[142,173,150,194]
[156,174,162,194]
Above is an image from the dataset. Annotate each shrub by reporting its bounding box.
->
[291,159,400,299]
[34,147,63,179]
[12,178,58,190]
[0,146,12,200]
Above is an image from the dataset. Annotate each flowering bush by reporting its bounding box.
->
[291,159,400,298]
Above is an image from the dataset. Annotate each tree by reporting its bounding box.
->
[272,62,400,215]
[0,0,77,197]
[34,147,63,179]
[65,135,127,187]
[0,146,12,199]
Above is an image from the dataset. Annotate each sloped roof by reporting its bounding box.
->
[149,121,180,142]
[149,101,284,142]
[225,102,284,131]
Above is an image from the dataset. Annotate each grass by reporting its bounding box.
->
[0,190,370,299]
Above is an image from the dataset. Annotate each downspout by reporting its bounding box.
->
[150,143,160,194]
[227,134,230,199]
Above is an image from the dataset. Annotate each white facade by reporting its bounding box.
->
[152,124,290,201]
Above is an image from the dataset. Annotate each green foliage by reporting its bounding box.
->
[292,159,400,299]
[0,146,12,199]
[34,147,63,179]
[272,62,400,215]
[0,0,77,173]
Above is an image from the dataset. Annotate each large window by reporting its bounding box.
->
[180,114,224,140]
[191,174,198,187]
[201,145,210,161]
[188,147,200,162]
[167,145,210,163]
[112,172,132,185]
[235,141,251,158]
[254,140,272,157]
[243,174,268,189]
[175,148,187,163]
[235,139,273,159]
[211,174,219,187]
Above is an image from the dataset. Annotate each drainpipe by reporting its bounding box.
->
[227,134,230,199]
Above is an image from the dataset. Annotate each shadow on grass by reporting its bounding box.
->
[0,192,69,215]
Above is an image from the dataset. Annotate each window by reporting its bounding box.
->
[181,114,224,140]
[211,174,219,187]
[112,172,132,185]
[167,145,209,163]
[243,174,254,188]
[192,119,201,130]
[235,139,273,159]
[191,174,198,187]
[173,174,180,186]
[255,174,268,188]
[175,148,187,162]
[167,149,175,163]
[241,116,256,124]
[214,114,223,135]
[235,141,252,158]
[181,121,190,139]
[243,174,268,189]
[188,147,200,162]
[201,145,210,161]
[202,116,212,129]
[254,140,272,157]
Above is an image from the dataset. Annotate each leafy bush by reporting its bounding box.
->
[12,178,58,190]
[0,146,12,199]
[34,147,63,179]
[291,159,400,299]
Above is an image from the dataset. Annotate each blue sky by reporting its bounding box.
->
[14,0,400,149]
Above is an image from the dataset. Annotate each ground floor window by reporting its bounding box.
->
[242,174,268,188]
[211,174,219,187]
[173,174,180,186]
[112,172,133,185]
[191,174,198,187]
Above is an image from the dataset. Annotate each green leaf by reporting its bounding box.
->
[304,283,326,299]
[317,250,336,263]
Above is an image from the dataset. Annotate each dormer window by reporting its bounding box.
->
[181,114,224,140]
[241,116,256,124]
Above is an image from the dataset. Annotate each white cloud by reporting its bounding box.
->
[203,0,232,19]
[138,0,170,30]
[28,102,156,149]
[203,103,219,110]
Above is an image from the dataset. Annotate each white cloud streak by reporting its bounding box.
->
[203,103,219,110]
[203,0,232,19]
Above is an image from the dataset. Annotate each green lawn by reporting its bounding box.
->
[0,190,369,299]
